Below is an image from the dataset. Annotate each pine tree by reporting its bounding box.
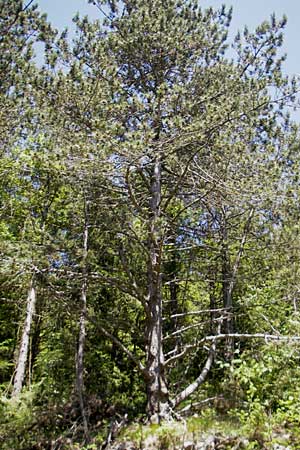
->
[2,1,299,438]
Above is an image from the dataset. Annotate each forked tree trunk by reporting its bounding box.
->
[145,156,170,422]
[12,277,36,397]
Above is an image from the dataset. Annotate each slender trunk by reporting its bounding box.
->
[145,156,170,422]
[76,200,89,440]
[220,218,234,361]
[164,236,180,337]
[12,278,36,397]
[168,239,180,331]
[222,208,254,360]
[209,269,217,335]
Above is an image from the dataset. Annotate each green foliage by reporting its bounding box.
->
[0,387,39,449]
[228,342,300,445]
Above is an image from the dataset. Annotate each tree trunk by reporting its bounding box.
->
[76,199,89,440]
[220,216,234,361]
[145,289,170,422]
[145,156,170,422]
[221,208,254,360]
[12,277,36,397]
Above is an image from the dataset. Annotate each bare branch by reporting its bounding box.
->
[179,396,224,414]
[165,343,199,367]
[163,307,231,321]
[164,317,225,341]
[202,333,300,343]
[172,337,217,407]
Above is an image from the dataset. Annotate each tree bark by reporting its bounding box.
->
[145,156,170,422]
[12,277,36,397]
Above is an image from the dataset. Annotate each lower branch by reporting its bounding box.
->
[179,396,224,414]
[172,337,217,408]
[202,333,300,343]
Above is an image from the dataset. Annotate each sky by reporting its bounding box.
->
[35,0,300,118]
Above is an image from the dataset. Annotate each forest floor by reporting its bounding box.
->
[103,415,297,450]
[1,394,299,449]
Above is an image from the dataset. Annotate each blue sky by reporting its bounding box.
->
[35,0,299,77]
[35,0,300,118]
[201,0,299,78]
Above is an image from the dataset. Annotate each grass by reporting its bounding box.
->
[113,408,300,450]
